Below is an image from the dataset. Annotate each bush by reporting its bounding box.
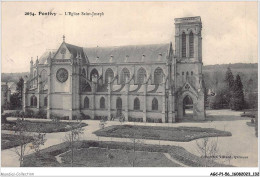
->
[128,117,143,122]
[251,118,255,124]
[1,113,8,123]
[50,114,69,122]
[146,118,162,123]
[79,113,91,120]
[35,110,47,119]
[24,109,35,118]
[94,116,108,120]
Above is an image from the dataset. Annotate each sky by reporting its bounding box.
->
[1,1,258,73]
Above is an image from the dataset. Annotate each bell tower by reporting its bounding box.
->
[174,16,205,121]
[174,16,202,62]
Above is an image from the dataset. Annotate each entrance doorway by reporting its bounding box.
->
[183,95,193,118]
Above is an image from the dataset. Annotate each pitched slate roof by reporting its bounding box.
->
[39,43,171,64]
[65,43,86,61]
[83,43,170,63]
[39,49,56,64]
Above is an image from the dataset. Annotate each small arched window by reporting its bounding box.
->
[120,68,130,84]
[44,97,48,107]
[100,97,105,109]
[152,98,158,111]
[90,68,99,81]
[84,96,89,109]
[191,71,193,76]
[30,96,34,106]
[34,97,37,107]
[186,71,189,75]
[105,68,114,83]
[182,32,186,58]
[137,67,147,84]
[189,31,194,57]
[134,98,140,110]
[182,72,184,75]
[116,97,122,110]
[30,95,37,107]
[154,67,164,84]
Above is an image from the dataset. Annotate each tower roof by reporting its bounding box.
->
[174,16,201,24]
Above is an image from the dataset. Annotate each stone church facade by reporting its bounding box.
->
[23,16,205,123]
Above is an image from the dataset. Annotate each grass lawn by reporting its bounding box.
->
[1,134,34,150]
[60,147,180,167]
[1,120,87,133]
[23,140,231,167]
[93,125,232,142]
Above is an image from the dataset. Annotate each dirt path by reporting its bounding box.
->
[1,110,257,167]
[163,153,188,167]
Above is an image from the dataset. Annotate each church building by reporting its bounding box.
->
[23,16,205,123]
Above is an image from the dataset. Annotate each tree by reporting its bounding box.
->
[195,137,218,167]
[209,83,229,109]
[125,129,145,167]
[225,67,234,90]
[63,120,84,167]
[99,116,107,129]
[9,77,24,109]
[13,118,30,167]
[16,77,24,97]
[246,78,257,109]
[224,67,234,108]
[230,74,245,110]
[10,93,20,109]
[29,132,46,156]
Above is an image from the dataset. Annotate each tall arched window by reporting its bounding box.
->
[186,71,189,76]
[116,97,122,110]
[120,68,130,84]
[105,68,114,83]
[134,98,140,110]
[191,71,193,76]
[90,68,99,81]
[189,31,194,57]
[137,67,147,84]
[100,97,105,109]
[34,97,37,107]
[84,96,89,109]
[30,96,34,106]
[154,67,164,84]
[152,98,158,111]
[40,69,47,82]
[44,97,47,107]
[82,68,86,77]
[182,32,186,58]
[30,95,37,107]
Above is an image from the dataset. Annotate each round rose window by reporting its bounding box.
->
[56,68,68,83]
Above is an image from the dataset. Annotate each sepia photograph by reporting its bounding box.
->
[1,1,258,176]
